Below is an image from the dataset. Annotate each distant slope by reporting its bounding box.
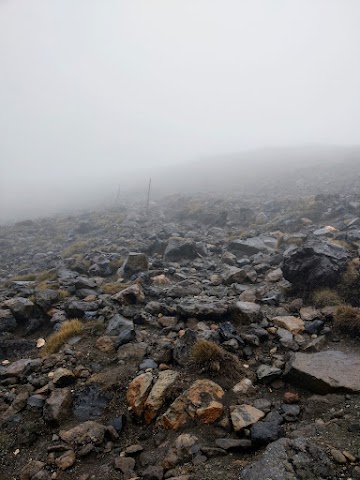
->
[151,146,360,197]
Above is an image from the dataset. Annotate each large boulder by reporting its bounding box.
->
[240,437,332,480]
[282,240,349,289]
[228,236,277,257]
[164,237,197,262]
[177,296,228,321]
[0,309,17,333]
[286,350,360,393]
[4,297,34,320]
[121,252,149,278]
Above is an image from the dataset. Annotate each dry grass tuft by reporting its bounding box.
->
[101,282,129,295]
[36,270,57,282]
[189,339,242,378]
[327,238,352,250]
[341,258,360,286]
[312,288,342,308]
[83,319,105,333]
[190,339,224,373]
[109,257,124,271]
[334,305,360,336]
[42,319,83,356]
[3,273,36,286]
[57,289,70,300]
[36,281,59,291]
[63,241,89,258]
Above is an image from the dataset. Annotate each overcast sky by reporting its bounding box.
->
[1,0,360,220]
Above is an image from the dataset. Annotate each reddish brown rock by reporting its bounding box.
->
[55,449,76,470]
[283,392,300,404]
[126,372,154,416]
[144,370,179,424]
[59,421,106,446]
[162,379,224,430]
[95,336,115,353]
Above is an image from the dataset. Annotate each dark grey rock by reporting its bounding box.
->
[222,267,247,285]
[164,237,197,262]
[280,404,301,422]
[228,236,277,257]
[287,350,360,393]
[4,297,34,320]
[304,320,324,335]
[106,313,134,336]
[115,328,136,348]
[65,300,98,318]
[0,309,17,333]
[177,296,228,321]
[73,385,112,421]
[250,422,284,446]
[215,438,252,450]
[35,289,59,311]
[282,239,349,290]
[122,252,149,277]
[139,359,158,370]
[173,329,197,366]
[240,437,332,480]
[256,365,282,384]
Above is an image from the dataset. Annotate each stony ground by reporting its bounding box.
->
[1,181,360,480]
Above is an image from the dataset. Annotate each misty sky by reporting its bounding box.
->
[1,0,360,221]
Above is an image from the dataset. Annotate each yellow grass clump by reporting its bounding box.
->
[311,288,342,308]
[57,289,70,300]
[36,270,57,282]
[190,339,224,373]
[334,305,360,336]
[42,319,83,356]
[63,241,89,258]
[341,258,360,286]
[101,282,129,295]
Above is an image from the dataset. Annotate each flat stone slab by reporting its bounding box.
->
[273,316,304,335]
[287,350,360,393]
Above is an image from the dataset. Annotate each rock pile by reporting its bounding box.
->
[1,188,360,479]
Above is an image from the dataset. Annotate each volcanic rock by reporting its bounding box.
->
[287,350,360,393]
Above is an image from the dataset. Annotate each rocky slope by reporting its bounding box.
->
[1,185,360,479]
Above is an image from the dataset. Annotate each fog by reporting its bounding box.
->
[1,0,360,222]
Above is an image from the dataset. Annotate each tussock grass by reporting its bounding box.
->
[3,273,36,286]
[83,319,105,333]
[341,258,360,286]
[58,289,70,300]
[188,339,243,379]
[334,305,360,336]
[190,339,223,373]
[36,270,57,282]
[327,239,351,250]
[101,282,129,295]
[36,281,59,291]
[63,241,89,258]
[109,257,124,271]
[312,288,342,308]
[42,319,83,356]
[189,339,242,378]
